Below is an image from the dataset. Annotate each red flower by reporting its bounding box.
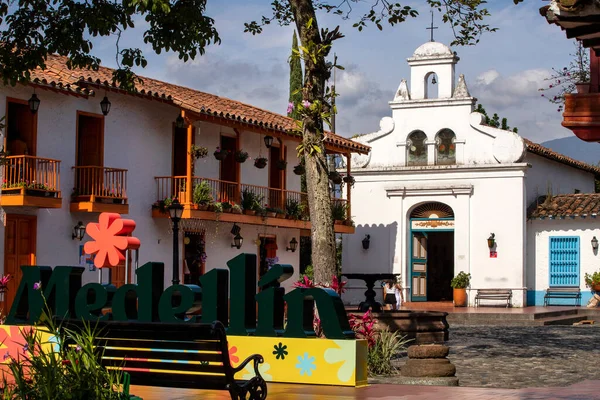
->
[293,275,315,289]
[83,213,140,268]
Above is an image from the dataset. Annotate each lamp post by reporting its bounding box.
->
[168,199,184,285]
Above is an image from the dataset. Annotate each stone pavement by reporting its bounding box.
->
[383,325,600,389]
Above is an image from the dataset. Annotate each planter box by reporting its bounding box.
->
[25,189,56,198]
[244,210,256,216]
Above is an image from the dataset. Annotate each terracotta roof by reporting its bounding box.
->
[528,193,600,219]
[524,138,600,177]
[30,55,369,155]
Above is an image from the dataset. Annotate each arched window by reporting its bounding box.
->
[436,129,456,165]
[407,131,427,166]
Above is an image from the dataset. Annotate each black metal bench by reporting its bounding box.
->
[474,289,512,307]
[64,320,267,400]
[544,286,581,306]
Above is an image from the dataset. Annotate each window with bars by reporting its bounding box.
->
[549,237,580,287]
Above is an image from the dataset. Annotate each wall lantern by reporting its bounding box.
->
[231,233,244,249]
[175,113,185,129]
[487,233,495,249]
[100,96,111,116]
[286,237,298,252]
[362,234,371,250]
[592,236,599,251]
[28,93,41,114]
[264,135,274,148]
[72,221,86,241]
[231,223,241,236]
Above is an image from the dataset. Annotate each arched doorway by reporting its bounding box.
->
[409,202,454,302]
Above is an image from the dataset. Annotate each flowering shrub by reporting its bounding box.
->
[0,274,11,288]
[1,180,54,191]
[584,271,600,288]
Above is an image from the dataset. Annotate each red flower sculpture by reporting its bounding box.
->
[83,213,140,269]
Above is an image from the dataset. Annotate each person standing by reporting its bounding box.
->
[382,280,396,311]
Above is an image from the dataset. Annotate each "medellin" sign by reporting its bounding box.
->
[6,253,354,340]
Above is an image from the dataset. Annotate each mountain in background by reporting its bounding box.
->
[540,136,600,166]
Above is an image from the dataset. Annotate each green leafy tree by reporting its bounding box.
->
[0,0,505,285]
[289,31,304,120]
[475,104,518,133]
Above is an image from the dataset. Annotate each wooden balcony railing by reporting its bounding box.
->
[72,166,127,202]
[154,176,350,220]
[2,155,61,195]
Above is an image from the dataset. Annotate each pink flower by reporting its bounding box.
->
[287,102,294,114]
[33,282,42,291]
[302,100,311,109]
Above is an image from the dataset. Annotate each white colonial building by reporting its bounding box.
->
[0,55,367,311]
[342,41,600,307]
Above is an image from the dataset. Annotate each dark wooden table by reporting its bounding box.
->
[342,273,399,312]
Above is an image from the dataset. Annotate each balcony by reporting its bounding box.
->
[562,93,600,142]
[1,156,62,208]
[153,176,354,234]
[70,166,129,213]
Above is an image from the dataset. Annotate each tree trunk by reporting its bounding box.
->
[290,0,336,285]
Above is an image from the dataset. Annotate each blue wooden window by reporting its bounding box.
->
[549,237,580,286]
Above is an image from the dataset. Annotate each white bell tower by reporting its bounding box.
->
[406,41,459,100]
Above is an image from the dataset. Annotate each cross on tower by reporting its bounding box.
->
[426,11,438,42]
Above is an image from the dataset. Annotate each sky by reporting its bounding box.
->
[91,1,582,144]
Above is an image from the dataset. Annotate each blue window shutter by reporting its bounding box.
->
[549,237,580,287]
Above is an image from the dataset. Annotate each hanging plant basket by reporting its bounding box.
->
[329,171,343,185]
[190,145,208,160]
[214,148,230,161]
[293,164,305,175]
[342,175,355,187]
[234,150,249,163]
[254,157,268,169]
[276,160,287,170]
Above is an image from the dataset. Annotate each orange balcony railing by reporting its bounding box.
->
[1,155,61,196]
[72,166,127,202]
[154,176,350,220]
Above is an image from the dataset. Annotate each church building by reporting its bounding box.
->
[341,41,600,307]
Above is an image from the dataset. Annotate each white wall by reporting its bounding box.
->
[0,85,302,291]
[525,153,596,205]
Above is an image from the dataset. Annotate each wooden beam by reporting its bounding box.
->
[566,24,600,39]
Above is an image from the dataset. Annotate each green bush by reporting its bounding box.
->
[450,271,471,289]
[331,201,347,221]
[367,329,411,376]
[285,198,301,219]
[241,188,263,212]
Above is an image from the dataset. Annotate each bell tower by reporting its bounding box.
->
[406,42,459,100]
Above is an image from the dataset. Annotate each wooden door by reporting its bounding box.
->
[410,232,428,302]
[172,126,194,197]
[3,215,36,311]
[268,146,285,209]
[76,113,104,197]
[6,100,36,156]
[258,236,277,280]
[219,136,238,202]
[111,250,133,288]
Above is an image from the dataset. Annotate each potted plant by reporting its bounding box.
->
[276,159,287,170]
[285,198,301,220]
[450,271,471,307]
[190,144,208,160]
[234,149,249,163]
[231,204,242,214]
[331,201,347,224]
[193,180,213,210]
[293,164,305,175]
[584,271,600,292]
[213,202,223,214]
[222,201,233,213]
[273,207,286,219]
[214,147,230,161]
[265,206,277,218]
[254,156,268,169]
[241,188,263,215]
[329,171,342,185]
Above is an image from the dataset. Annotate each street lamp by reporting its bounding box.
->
[168,199,184,285]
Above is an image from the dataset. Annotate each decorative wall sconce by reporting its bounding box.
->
[28,93,40,114]
[100,96,111,116]
[592,236,599,251]
[231,233,243,249]
[362,234,371,250]
[286,237,298,252]
[487,233,495,249]
[264,135,274,148]
[72,221,86,241]
[175,112,185,129]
